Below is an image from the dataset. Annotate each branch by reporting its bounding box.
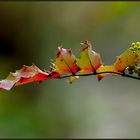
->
[1,41,140,91]
[58,71,140,80]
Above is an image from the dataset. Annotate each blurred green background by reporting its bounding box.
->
[0,1,140,138]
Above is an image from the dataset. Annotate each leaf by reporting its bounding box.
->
[96,65,118,81]
[52,46,78,74]
[69,76,79,84]
[77,41,102,74]
[15,65,48,86]
[114,42,140,72]
[0,65,60,90]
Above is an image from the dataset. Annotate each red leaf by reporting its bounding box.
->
[0,65,60,90]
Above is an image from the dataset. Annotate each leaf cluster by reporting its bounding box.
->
[0,41,140,91]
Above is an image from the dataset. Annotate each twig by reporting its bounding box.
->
[57,71,140,80]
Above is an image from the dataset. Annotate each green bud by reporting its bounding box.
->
[131,42,135,47]
[136,42,140,47]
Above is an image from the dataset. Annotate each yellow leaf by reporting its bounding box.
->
[77,41,102,74]
[52,47,78,74]
[69,76,79,84]
[96,65,117,81]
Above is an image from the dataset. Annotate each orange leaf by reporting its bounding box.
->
[114,42,140,72]
[52,47,78,74]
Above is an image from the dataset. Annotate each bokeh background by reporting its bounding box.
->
[0,1,140,138]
